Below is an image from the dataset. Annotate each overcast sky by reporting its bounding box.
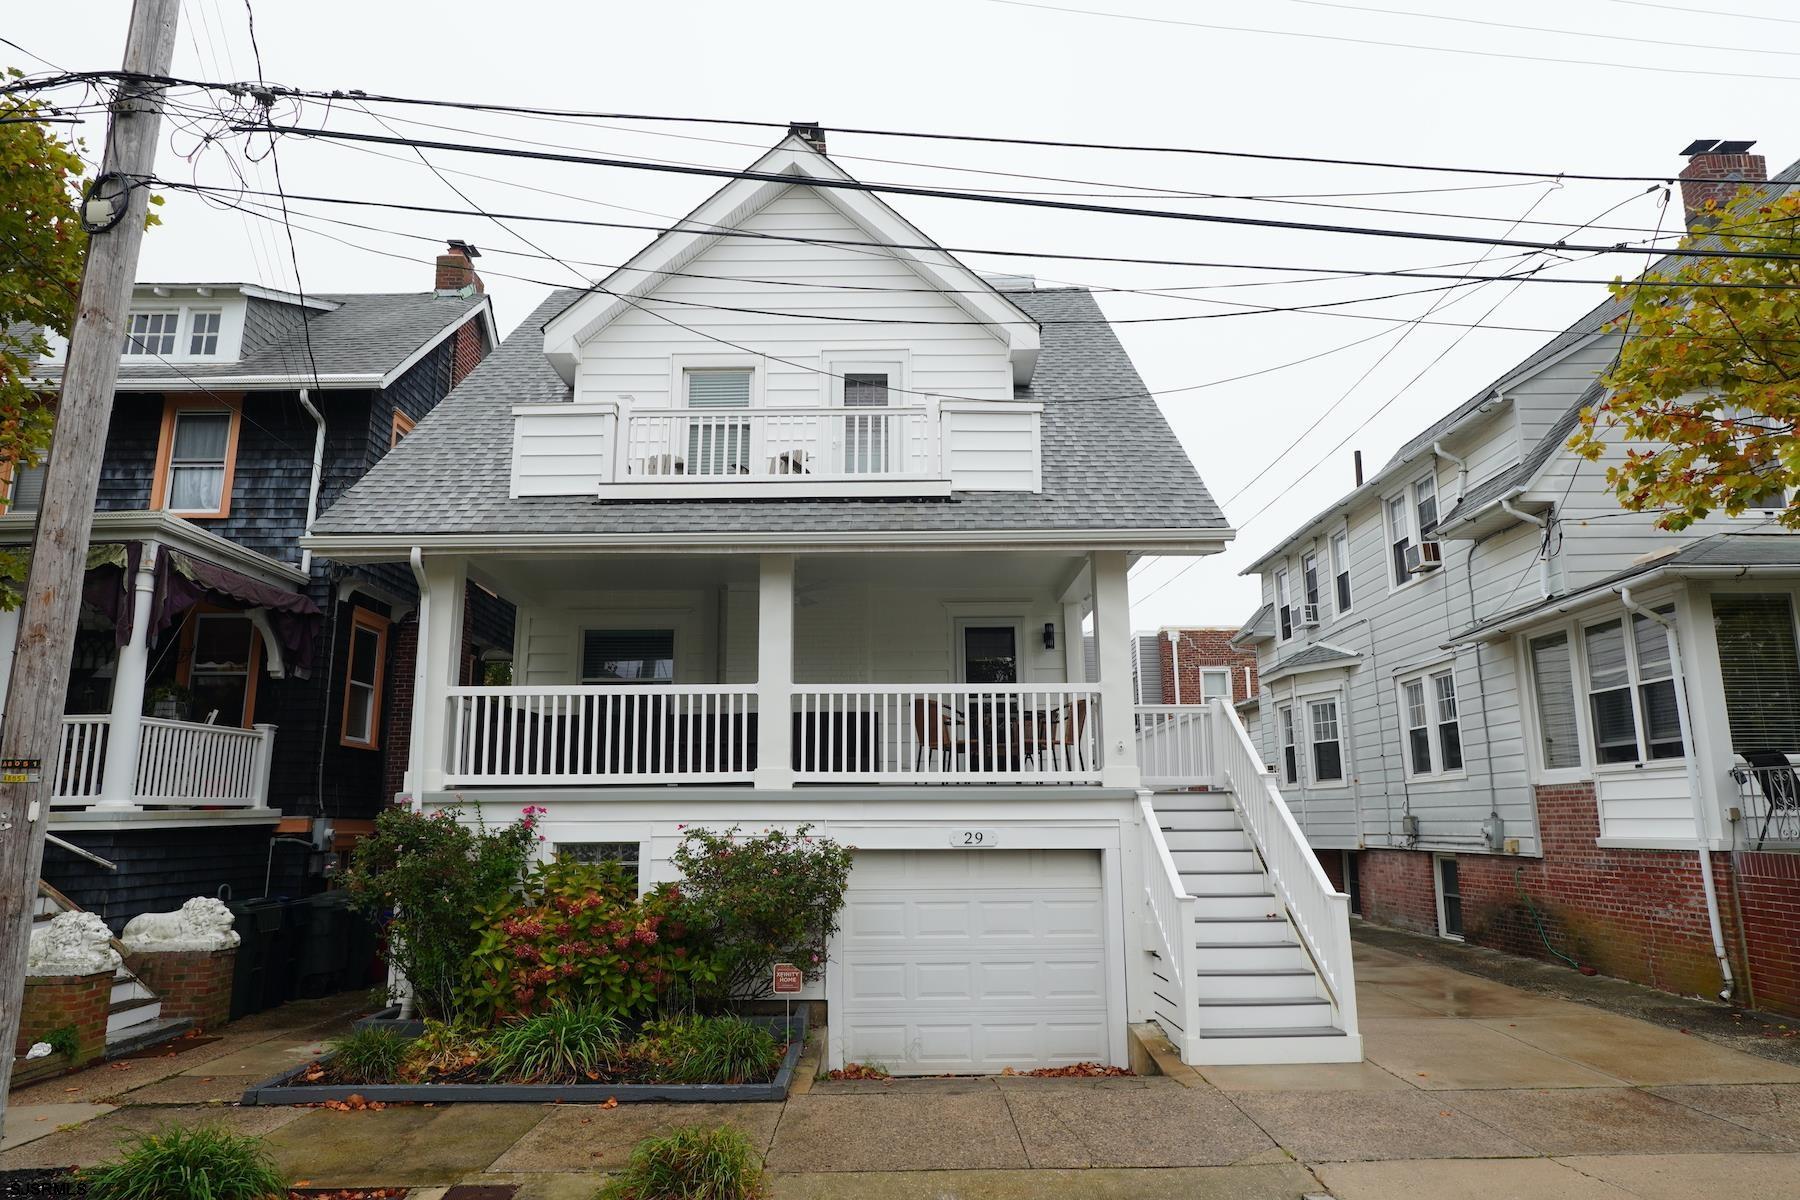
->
[11,0,1796,630]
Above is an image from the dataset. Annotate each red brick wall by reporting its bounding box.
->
[450,319,489,388]
[1349,781,1800,1014]
[1157,628,1258,704]
[1735,851,1800,1016]
[382,615,419,805]
[126,949,235,1032]
[1315,848,1345,892]
[16,971,111,1065]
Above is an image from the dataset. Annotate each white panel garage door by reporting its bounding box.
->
[835,849,1110,1075]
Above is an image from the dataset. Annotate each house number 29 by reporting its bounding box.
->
[951,829,998,847]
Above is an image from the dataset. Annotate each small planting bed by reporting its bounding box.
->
[0,1171,412,1200]
[241,1011,807,1105]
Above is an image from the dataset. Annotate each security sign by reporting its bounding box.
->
[772,962,804,995]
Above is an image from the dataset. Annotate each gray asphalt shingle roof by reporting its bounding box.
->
[32,290,487,383]
[1262,643,1361,679]
[1233,602,1275,644]
[311,286,1228,540]
[1443,379,1606,522]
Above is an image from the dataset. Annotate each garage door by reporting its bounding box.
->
[835,849,1111,1074]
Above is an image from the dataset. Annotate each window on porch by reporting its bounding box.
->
[185,613,258,727]
[582,629,675,684]
[1713,592,1800,755]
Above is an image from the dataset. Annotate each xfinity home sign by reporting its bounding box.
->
[772,963,804,995]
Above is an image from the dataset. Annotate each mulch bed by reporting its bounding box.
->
[0,1169,80,1200]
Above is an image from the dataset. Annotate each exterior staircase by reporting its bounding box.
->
[33,884,192,1056]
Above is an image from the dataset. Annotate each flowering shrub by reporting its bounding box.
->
[459,858,719,1021]
[343,805,535,1021]
[671,824,853,1002]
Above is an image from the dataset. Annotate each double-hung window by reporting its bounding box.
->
[123,310,178,356]
[5,459,47,513]
[1583,608,1683,764]
[340,609,389,749]
[1331,529,1352,615]
[1528,631,1583,770]
[1400,666,1463,777]
[188,613,258,727]
[1199,668,1231,702]
[1309,698,1344,783]
[682,368,751,476]
[1387,474,1440,586]
[155,403,239,517]
[1278,704,1299,785]
[1387,495,1412,586]
[1301,551,1320,619]
[581,629,675,684]
[1276,569,1293,641]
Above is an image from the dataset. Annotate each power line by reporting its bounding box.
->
[983,0,1800,84]
[227,122,1800,263]
[1596,0,1800,26]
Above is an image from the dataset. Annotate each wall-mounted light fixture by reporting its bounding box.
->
[1042,622,1056,650]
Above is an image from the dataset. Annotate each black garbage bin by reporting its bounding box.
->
[298,892,351,998]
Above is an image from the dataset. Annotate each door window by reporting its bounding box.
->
[962,625,1019,684]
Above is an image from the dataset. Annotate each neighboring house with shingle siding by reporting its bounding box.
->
[1233,143,1800,1018]
[304,129,1368,1073]
[0,248,502,929]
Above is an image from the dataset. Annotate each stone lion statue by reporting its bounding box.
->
[121,897,241,953]
[28,911,121,977]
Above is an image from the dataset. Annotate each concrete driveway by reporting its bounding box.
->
[5,937,1800,1198]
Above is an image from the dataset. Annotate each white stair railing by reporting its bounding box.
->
[1135,705,1213,788]
[1209,698,1359,1036]
[1137,794,1201,1061]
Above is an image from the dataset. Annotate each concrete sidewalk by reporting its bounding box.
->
[5,941,1799,1198]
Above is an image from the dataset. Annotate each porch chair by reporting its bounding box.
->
[1054,698,1091,772]
[912,698,967,773]
[636,453,685,475]
[1742,749,1799,849]
[769,447,810,476]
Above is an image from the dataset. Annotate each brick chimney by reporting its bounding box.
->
[435,240,483,294]
[1678,140,1766,231]
[789,122,827,156]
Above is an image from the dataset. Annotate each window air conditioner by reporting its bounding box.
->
[1299,604,1321,628]
[1404,540,1443,575]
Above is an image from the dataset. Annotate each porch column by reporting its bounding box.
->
[1090,550,1141,789]
[754,553,795,790]
[96,542,159,810]
[407,554,466,799]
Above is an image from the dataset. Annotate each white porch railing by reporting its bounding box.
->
[1137,793,1200,1056]
[791,684,1102,783]
[445,685,759,786]
[52,715,275,809]
[621,407,939,482]
[1135,705,1213,788]
[1211,699,1358,1031]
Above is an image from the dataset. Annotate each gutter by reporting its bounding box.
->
[298,388,326,575]
[1617,586,1735,1003]
[1431,441,1468,501]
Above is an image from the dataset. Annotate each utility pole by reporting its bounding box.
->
[0,0,180,1129]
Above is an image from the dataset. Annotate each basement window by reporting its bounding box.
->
[1435,855,1464,940]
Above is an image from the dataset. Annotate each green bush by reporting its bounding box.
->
[328,1027,411,1085]
[598,1125,767,1200]
[636,1015,780,1085]
[488,1002,624,1083]
[42,1024,80,1059]
[460,857,718,1021]
[343,804,535,1020]
[82,1126,286,1200]
[671,824,852,1003]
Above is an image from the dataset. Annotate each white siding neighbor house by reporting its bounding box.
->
[306,128,1362,1071]
[1233,143,1800,1016]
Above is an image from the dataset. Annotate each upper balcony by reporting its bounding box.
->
[512,398,1040,501]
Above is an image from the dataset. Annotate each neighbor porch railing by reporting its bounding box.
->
[445,685,759,786]
[51,715,276,810]
[620,407,939,482]
[1210,698,1357,1032]
[791,684,1102,783]
[1730,753,1799,850]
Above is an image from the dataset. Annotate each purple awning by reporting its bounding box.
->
[147,549,321,673]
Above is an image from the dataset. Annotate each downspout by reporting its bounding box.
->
[1618,586,1736,1002]
[1166,629,1182,704]
[1501,498,1551,598]
[407,548,429,815]
[1431,441,1468,500]
[298,389,326,576]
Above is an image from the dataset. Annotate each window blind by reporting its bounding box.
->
[1713,593,1800,754]
[685,369,751,408]
[1530,632,1581,769]
[9,462,46,513]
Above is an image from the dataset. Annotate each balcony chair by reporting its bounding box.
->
[769,447,810,476]
[912,698,968,772]
[636,453,686,475]
[1053,699,1090,772]
[1742,749,1799,849]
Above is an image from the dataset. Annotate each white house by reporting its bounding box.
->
[1233,142,1800,1016]
[305,127,1362,1072]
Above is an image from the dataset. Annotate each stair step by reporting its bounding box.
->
[104,1016,192,1056]
[1198,1025,1347,1040]
[1193,969,1323,1000]
[1158,809,1240,831]
[1151,795,1234,812]
[108,995,159,1017]
[1194,998,1334,1030]
[106,999,163,1035]
[1195,994,1330,1007]
[1192,942,1312,970]
[1195,894,1283,919]
[111,979,154,1005]
[1183,871,1271,895]
[1172,849,1260,873]
[1162,829,1251,852]
[1192,916,1293,943]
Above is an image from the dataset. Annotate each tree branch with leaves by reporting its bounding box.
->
[1572,185,1800,531]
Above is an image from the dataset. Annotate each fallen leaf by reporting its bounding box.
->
[601,1097,618,1110]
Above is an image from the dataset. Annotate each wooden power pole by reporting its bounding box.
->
[0,0,180,1128]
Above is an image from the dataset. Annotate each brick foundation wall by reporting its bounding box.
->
[16,971,112,1065]
[1315,848,1345,892]
[1735,851,1800,1016]
[126,948,236,1032]
[1157,628,1259,704]
[1358,848,1439,934]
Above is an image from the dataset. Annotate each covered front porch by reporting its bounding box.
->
[407,548,1203,794]
[0,511,319,818]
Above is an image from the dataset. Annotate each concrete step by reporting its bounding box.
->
[111,977,155,1006]
[1192,941,1312,971]
[1171,849,1260,874]
[1193,915,1294,944]
[104,1015,192,1056]
[1161,829,1252,852]
[1193,893,1282,920]
[1194,968,1324,1000]
[106,996,163,1035]
[1194,995,1335,1030]
[1181,870,1271,896]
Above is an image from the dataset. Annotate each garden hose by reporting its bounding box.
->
[1515,867,1583,970]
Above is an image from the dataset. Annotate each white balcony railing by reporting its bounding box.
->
[445,685,759,786]
[621,407,939,483]
[51,715,276,810]
[792,685,1102,783]
[1135,705,1213,788]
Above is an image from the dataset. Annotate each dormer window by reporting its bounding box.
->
[124,311,179,356]
[188,311,222,356]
